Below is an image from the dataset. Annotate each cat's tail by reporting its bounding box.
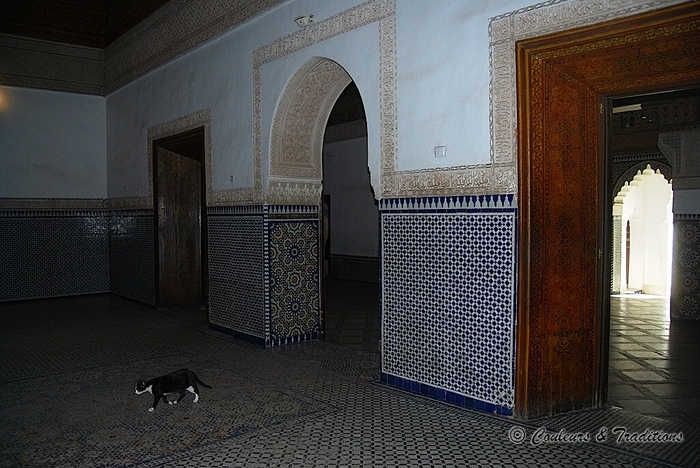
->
[196,377,212,389]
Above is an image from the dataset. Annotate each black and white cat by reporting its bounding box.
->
[135,368,212,412]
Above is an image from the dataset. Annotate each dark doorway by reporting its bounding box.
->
[153,127,208,324]
[321,82,379,353]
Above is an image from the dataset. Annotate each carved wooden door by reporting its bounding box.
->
[516,3,700,418]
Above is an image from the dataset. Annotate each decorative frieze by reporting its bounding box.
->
[0,198,107,211]
[105,0,287,93]
[266,180,322,206]
[0,34,104,95]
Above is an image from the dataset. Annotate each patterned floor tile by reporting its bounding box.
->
[0,293,698,467]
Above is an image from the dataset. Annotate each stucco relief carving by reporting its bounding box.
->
[255,0,395,205]
[105,0,286,93]
[266,180,323,205]
[378,13,398,197]
[269,59,352,182]
[395,164,516,196]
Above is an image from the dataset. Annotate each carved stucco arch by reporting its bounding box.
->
[267,57,353,205]
[613,161,672,201]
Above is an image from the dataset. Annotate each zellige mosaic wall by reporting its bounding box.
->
[379,195,516,415]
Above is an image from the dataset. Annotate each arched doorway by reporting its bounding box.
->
[267,57,379,349]
[515,2,700,419]
[612,165,673,296]
[321,82,379,353]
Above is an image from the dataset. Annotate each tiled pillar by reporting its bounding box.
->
[611,203,623,294]
[207,205,321,347]
[671,215,700,320]
[266,205,321,346]
[659,130,700,320]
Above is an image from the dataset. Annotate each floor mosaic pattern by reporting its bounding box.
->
[1,293,698,467]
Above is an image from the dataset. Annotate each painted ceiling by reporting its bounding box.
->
[0,0,170,49]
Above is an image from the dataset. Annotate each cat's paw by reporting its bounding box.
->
[148,407,154,412]
[168,401,173,405]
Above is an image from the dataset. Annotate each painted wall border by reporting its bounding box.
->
[0,198,107,211]
[0,34,104,95]
[104,0,286,94]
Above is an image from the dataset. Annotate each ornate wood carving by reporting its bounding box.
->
[516,2,700,419]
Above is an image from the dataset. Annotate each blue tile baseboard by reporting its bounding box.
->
[380,372,513,416]
[208,322,266,348]
[269,330,319,347]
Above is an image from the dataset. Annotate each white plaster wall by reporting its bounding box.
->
[323,137,378,257]
[395,0,534,171]
[106,0,547,200]
[643,173,672,295]
[0,85,106,198]
[106,0,367,200]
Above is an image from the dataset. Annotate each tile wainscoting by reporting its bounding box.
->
[0,209,110,302]
[207,205,320,348]
[109,209,155,305]
[379,194,517,415]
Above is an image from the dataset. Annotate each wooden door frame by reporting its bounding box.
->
[515,2,700,419]
[152,127,208,311]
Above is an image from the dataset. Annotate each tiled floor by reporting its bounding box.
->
[608,294,700,427]
[0,288,698,467]
[322,278,379,354]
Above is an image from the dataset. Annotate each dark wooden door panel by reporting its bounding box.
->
[156,147,202,308]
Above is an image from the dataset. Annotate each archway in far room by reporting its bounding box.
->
[612,164,673,298]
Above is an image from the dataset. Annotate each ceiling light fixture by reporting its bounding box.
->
[612,104,642,114]
[295,14,314,28]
